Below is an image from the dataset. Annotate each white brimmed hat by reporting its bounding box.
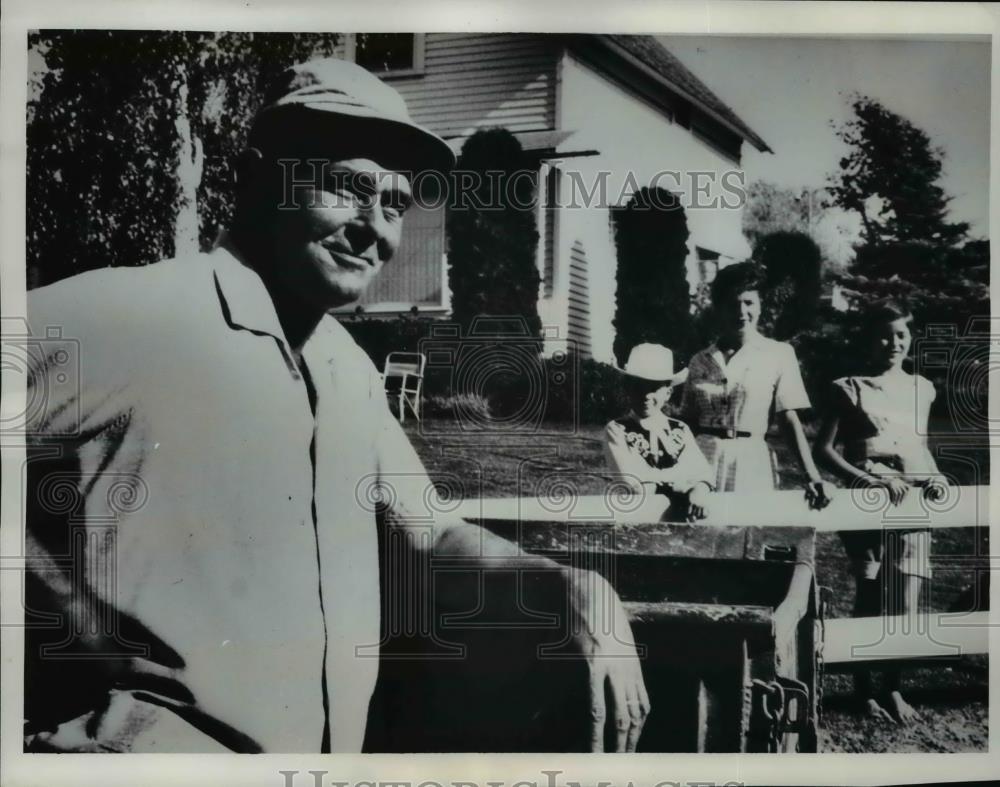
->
[252,57,455,174]
[620,343,689,385]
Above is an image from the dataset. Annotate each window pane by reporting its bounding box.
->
[360,203,445,307]
[355,34,415,73]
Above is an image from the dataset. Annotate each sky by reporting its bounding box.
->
[658,36,991,241]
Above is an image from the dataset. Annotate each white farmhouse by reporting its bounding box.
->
[334,33,771,363]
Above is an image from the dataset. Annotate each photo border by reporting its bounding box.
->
[1,2,996,785]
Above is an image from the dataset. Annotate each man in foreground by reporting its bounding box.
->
[22,58,648,753]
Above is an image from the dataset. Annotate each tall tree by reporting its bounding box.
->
[825,91,985,330]
[799,95,988,430]
[444,128,542,419]
[445,128,541,339]
[611,187,692,366]
[742,181,824,248]
[753,230,823,341]
[27,31,339,287]
[827,93,969,247]
[837,241,989,329]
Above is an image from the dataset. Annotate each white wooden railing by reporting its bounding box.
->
[453,484,988,532]
[453,485,991,663]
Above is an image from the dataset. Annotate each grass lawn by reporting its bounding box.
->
[404,417,989,752]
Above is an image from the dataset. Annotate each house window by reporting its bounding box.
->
[346,34,426,76]
[539,163,560,298]
[692,247,721,311]
[696,246,720,285]
[339,201,447,314]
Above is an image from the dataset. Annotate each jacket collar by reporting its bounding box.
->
[638,411,673,432]
[708,330,766,366]
[210,232,351,378]
[211,233,290,343]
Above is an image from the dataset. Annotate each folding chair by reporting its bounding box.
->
[382,351,426,423]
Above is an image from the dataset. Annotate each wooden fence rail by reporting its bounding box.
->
[453,485,992,664]
[823,612,989,664]
[453,484,989,531]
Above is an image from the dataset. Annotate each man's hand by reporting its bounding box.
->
[422,519,651,751]
[569,570,650,751]
[686,482,711,522]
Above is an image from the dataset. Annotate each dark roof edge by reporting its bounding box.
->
[597,36,773,154]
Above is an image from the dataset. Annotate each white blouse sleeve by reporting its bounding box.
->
[773,342,811,413]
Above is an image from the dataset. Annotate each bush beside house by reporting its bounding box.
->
[445,128,541,343]
[611,186,694,366]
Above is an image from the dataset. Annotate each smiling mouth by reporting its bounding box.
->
[320,243,372,270]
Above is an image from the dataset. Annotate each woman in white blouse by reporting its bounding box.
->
[680,262,829,506]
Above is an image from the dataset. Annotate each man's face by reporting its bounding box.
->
[268,157,412,309]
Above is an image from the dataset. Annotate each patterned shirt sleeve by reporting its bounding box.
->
[651,422,713,493]
[604,420,647,493]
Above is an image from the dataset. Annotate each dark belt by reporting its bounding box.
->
[697,425,753,439]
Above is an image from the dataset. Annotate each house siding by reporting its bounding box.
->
[566,241,593,359]
[546,51,752,363]
[387,34,559,138]
[541,164,559,297]
[337,35,759,368]
[336,34,559,314]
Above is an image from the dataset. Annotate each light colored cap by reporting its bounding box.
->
[252,57,455,173]
[621,343,689,385]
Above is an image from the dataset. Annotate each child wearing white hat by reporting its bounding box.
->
[605,343,714,521]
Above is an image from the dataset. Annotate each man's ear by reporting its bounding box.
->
[234,147,266,191]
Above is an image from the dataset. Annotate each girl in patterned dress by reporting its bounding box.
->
[815,300,947,724]
[680,262,830,506]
